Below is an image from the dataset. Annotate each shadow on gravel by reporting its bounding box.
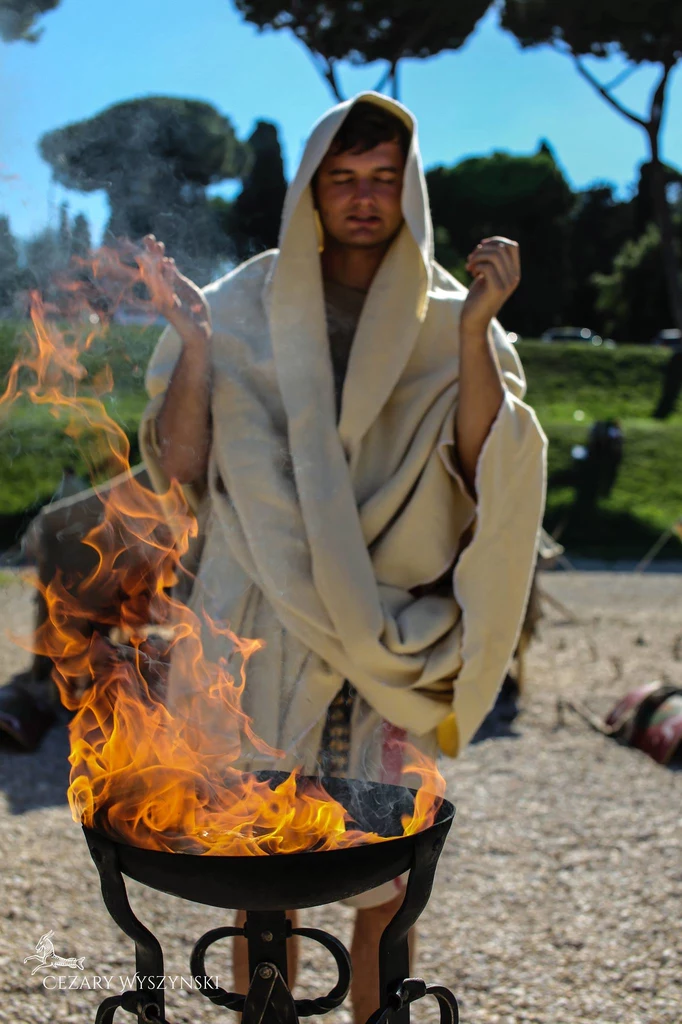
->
[471,717,522,744]
[471,675,522,744]
[544,500,680,562]
[0,723,70,813]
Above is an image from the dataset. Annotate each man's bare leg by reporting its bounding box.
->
[350,894,416,1024]
[233,910,300,993]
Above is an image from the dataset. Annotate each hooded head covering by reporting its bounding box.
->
[266,92,440,458]
[141,93,546,770]
[276,91,432,306]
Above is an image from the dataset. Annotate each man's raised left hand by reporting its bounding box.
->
[461,236,521,336]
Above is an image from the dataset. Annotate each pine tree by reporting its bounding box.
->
[57,201,72,262]
[229,121,287,261]
[24,227,61,298]
[0,215,20,310]
[71,213,92,259]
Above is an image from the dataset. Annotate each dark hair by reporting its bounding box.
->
[328,101,411,160]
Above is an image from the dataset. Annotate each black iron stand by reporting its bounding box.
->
[85,828,459,1024]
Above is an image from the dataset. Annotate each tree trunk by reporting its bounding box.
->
[647,137,682,333]
[390,61,400,101]
[566,54,682,333]
[323,62,344,102]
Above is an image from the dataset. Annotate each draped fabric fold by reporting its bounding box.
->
[139,92,547,775]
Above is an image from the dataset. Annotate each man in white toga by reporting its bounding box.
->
[139,93,546,1023]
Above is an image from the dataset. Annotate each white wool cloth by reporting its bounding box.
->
[139,92,547,778]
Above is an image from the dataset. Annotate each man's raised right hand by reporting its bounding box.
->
[139,235,212,349]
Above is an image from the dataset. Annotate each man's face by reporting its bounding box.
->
[314,139,406,249]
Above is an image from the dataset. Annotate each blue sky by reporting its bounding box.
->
[1,0,680,244]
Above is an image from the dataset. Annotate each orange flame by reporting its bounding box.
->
[3,249,445,856]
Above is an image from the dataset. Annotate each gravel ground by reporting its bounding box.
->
[0,570,680,1024]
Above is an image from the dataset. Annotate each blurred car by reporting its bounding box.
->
[540,326,616,348]
[650,328,682,352]
[112,307,166,327]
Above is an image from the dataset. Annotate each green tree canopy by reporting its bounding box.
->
[427,142,575,335]
[220,120,287,261]
[565,184,635,333]
[12,206,93,306]
[500,0,682,331]
[501,0,681,65]
[24,225,63,297]
[0,0,60,42]
[232,0,491,99]
[40,97,249,282]
[40,96,247,196]
[592,223,677,342]
[0,215,20,308]
[71,212,92,259]
[630,160,682,238]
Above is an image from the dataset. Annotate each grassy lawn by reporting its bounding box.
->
[1,323,680,560]
[520,341,681,559]
[542,420,682,558]
[519,340,679,423]
[0,321,156,519]
[0,395,148,513]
